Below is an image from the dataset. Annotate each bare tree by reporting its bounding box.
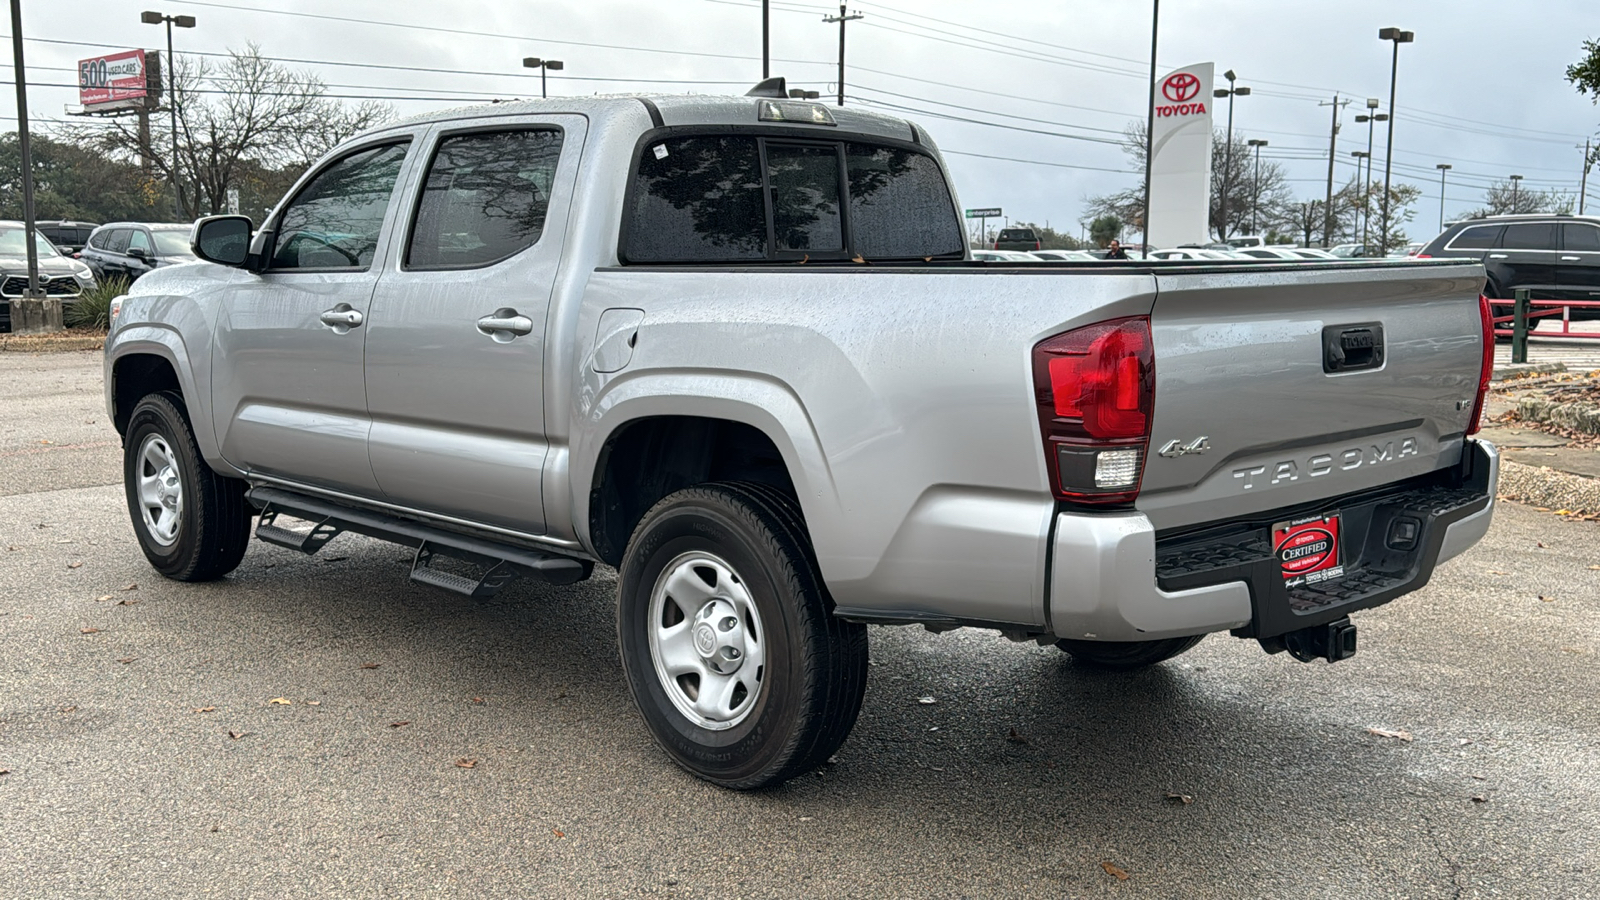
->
[93,45,392,221]
[1463,179,1575,217]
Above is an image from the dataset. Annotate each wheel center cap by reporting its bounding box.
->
[693,622,717,657]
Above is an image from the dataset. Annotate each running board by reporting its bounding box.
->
[247,487,592,597]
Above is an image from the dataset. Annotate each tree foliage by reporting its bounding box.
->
[1566,38,1600,102]
[1089,215,1122,248]
[1462,180,1574,218]
[0,134,164,222]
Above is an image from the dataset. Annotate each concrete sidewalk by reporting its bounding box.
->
[1485,330,1600,516]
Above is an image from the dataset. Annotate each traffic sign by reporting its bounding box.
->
[965,207,1001,218]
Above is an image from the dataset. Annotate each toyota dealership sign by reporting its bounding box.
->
[1146,62,1216,250]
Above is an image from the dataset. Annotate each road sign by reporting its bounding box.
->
[965,207,1002,219]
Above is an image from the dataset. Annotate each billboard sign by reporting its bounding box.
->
[1147,62,1216,250]
[78,50,150,108]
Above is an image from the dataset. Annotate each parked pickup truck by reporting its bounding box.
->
[104,80,1498,789]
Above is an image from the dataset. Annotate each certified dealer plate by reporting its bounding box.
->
[1272,513,1343,589]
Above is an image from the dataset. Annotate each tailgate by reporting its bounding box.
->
[1138,262,1486,532]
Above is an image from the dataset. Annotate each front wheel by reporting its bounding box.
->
[617,483,868,789]
[1055,635,1204,670]
[123,391,251,581]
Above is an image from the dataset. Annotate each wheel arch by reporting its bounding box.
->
[107,328,225,466]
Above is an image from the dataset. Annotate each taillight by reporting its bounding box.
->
[1414,253,1432,259]
[1467,294,1493,435]
[1032,317,1155,505]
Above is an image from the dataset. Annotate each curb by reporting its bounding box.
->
[1498,459,1600,518]
[1516,396,1600,436]
[1492,362,1566,382]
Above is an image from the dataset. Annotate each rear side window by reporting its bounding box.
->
[1501,223,1555,250]
[106,229,132,254]
[845,143,964,258]
[270,141,409,271]
[623,132,961,264]
[406,128,564,270]
[1562,223,1600,252]
[1448,225,1502,250]
[88,231,106,250]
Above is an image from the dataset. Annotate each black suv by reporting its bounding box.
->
[36,220,99,256]
[1417,214,1600,319]
[81,222,197,282]
[993,227,1040,251]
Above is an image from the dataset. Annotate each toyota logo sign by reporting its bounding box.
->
[1162,72,1200,103]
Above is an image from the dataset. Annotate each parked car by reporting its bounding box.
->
[36,220,99,256]
[1416,213,1600,320]
[993,227,1040,251]
[972,249,1042,262]
[1329,243,1376,258]
[0,221,97,332]
[105,87,1497,791]
[1237,247,1315,261]
[82,222,198,282]
[1290,248,1338,259]
[1148,248,1243,261]
[1225,235,1266,249]
[1029,249,1098,261]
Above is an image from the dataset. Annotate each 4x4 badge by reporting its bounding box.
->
[1158,436,1210,458]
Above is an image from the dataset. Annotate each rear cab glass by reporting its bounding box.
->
[998,228,1036,241]
[621,131,964,264]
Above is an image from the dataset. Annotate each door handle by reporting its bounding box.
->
[319,304,364,334]
[476,308,535,342]
[1561,255,1581,261]
[1487,254,1508,259]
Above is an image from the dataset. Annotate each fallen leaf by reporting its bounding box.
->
[917,696,937,705]
[193,706,216,713]
[0,769,9,776]
[1366,727,1414,742]
[1539,595,1555,603]
[94,595,113,602]
[116,597,140,606]
[851,254,865,264]
[67,561,82,569]
[1537,541,1547,548]
[1100,861,1131,881]
[1164,791,1194,805]
[119,583,138,591]
[1470,774,1486,781]
[79,627,99,634]
[306,701,320,706]
[1471,795,1488,803]
[454,757,477,769]
[1487,570,1509,576]
[388,721,411,729]
[799,816,814,822]
[359,663,380,670]
[470,697,486,704]
[58,705,76,713]
[1587,565,1600,571]
[268,697,292,706]
[228,731,251,740]
[552,829,565,838]
[826,755,839,765]
[117,657,136,664]
[1006,728,1029,744]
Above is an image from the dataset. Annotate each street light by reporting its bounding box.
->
[1354,106,1387,252]
[1435,163,1452,231]
[142,10,196,219]
[1351,150,1371,247]
[521,57,564,99]
[1377,27,1414,253]
[1246,138,1267,235]
[1509,173,1524,213]
[1213,69,1251,241]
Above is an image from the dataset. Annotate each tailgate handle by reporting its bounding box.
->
[1323,324,1384,373]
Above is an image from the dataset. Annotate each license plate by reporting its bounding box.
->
[1272,513,1344,588]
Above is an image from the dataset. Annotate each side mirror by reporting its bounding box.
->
[192,215,253,268]
[127,246,148,260]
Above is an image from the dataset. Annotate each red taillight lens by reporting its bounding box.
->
[1414,253,1432,259]
[1033,317,1155,504]
[1467,293,1493,435]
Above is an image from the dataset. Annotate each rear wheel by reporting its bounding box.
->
[123,391,251,581]
[617,483,868,789]
[1055,635,1204,670]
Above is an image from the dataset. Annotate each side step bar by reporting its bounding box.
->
[247,487,592,598]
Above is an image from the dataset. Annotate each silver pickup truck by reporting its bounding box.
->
[104,81,1498,789]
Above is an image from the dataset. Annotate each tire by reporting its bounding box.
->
[123,391,251,581]
[1055,635,1205,671]
[616,482,868,790]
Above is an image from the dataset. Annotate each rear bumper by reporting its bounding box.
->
[1047,439,1497,642]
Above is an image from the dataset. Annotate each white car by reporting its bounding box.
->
[1291,248,1338,259]
[972,249,1043,262]
[1030,250,1098,261]
[1149,248,1245,261]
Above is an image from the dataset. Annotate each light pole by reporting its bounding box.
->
[1509,174,1523,213]
[1351,150,1370,247]
[141,10,195,220]
[521,57,564,99]
[762,0,769,79]
[1377,27,1413,254]
[821,5,862,107]
[1247,138,1267,235]
[1213,70,1250,241]
[1435,163,1451,232]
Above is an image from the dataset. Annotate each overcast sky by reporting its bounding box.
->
[8,0,1600,242]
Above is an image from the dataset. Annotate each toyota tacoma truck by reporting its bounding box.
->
[104,80,1498,789]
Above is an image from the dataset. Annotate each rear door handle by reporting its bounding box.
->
[319,304,363,334]
[476,308,535,342]
[1561,255,1581,261]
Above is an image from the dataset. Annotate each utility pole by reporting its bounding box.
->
[822,4,862,107]
[762,0,769,79]
[1579,139,1592,216]
[142,10,196,220]
[1140,0,1158,252]
[1247,139,1267,235]
[1435,163,1451,231]
[1318,94,1347,248]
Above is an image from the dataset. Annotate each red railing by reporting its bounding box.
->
[1489,297,1600,339]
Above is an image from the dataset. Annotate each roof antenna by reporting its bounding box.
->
[746,76,787,98]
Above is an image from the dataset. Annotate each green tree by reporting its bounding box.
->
[1566,38,1600,99]
[1089,215,1122,248]
[0,133,164,223]
[1010,221,1083,250]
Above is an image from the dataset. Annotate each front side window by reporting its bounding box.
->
[1500,223,1555,251]
[271,141,409,271]
[88,230,108,250]
[623,132,961,264]
[128,230,153,255]
[406,129,564,269]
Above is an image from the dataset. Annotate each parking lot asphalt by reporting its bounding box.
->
[2,351,1598,899]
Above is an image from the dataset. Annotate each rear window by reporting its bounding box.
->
[1562,223,1600,252]
[998,229,1035,240]
[1501,223,1555,250]
[622,132,961,264]
[1448,224,1502,250]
